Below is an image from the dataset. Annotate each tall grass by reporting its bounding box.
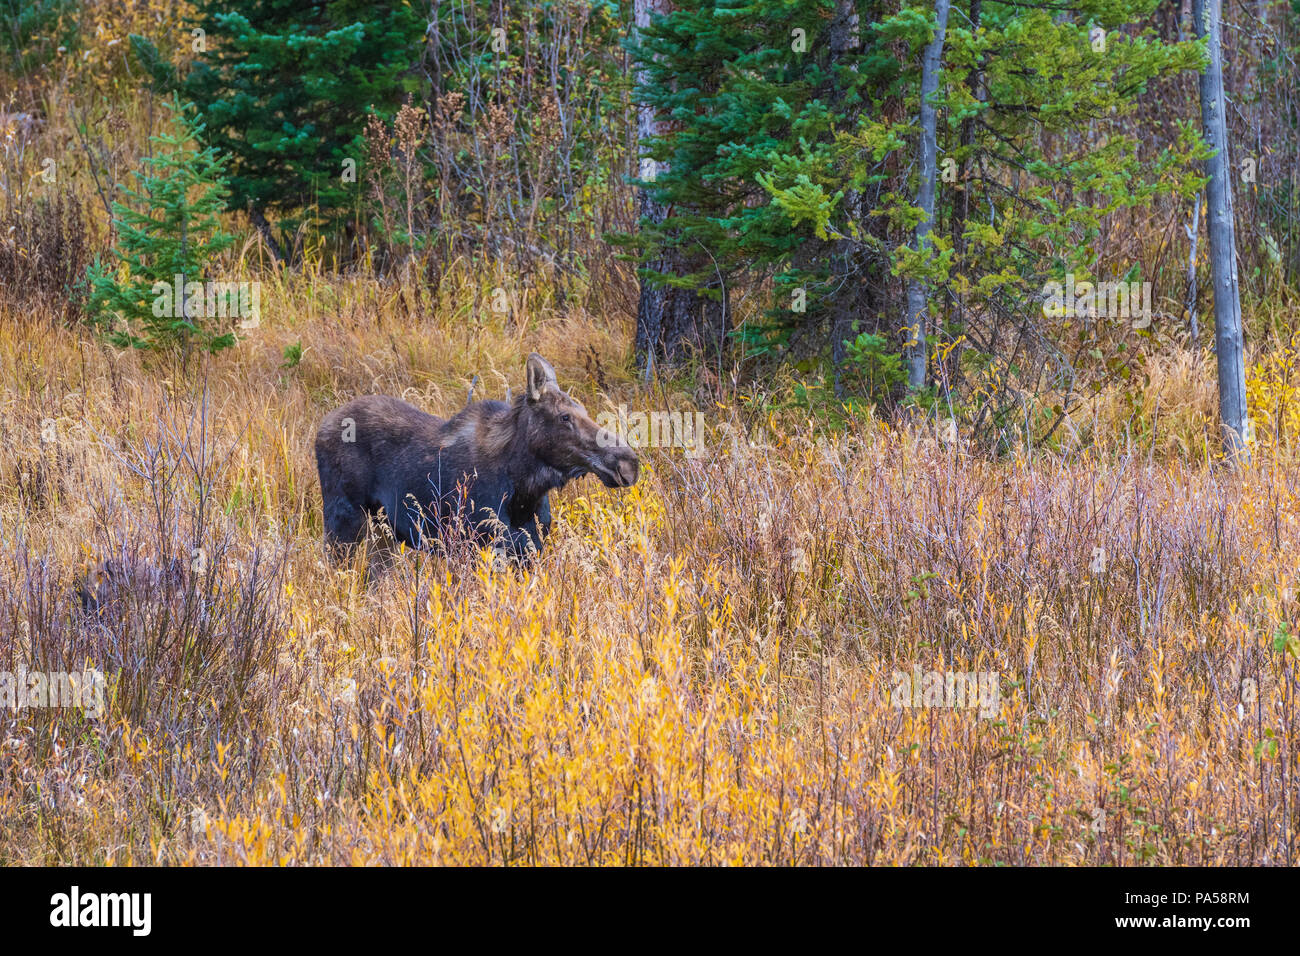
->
[0,261,1295,863]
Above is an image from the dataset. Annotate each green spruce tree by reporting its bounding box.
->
[87,94,237,353]
[131,0,425,259]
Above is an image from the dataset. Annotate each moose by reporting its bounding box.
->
[315,353,639,560]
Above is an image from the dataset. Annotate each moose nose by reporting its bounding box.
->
[617,453,639,487]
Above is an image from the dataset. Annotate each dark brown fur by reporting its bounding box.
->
[315,353,638,560]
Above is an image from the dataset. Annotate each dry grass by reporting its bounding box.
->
[1,20,1297,863]
[0,258,1296,865]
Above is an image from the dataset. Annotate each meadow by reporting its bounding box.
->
[0,255,1296,865]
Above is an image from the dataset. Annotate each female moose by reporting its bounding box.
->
[315,353,639,560]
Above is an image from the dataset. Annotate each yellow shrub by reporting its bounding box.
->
[1247,335,1300,455]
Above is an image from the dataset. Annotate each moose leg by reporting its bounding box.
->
[534,495,552,544]
[468,507,539,563]
[518,502,551,556]
[505,519,547,562]
[322,494,366,557]
[391,499,429,550]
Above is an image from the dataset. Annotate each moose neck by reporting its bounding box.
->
[499,398,567,507]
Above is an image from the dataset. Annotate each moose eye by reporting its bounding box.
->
[560,414,572,425]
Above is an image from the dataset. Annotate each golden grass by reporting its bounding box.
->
[0,258,1297,865]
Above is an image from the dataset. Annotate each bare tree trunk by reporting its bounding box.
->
[829,0,860,53]
[248,206,287,265]
[632,0,715,377]
[1193,0,1250,461]
[633,0,672,380]
[829,0,861,399]
[904,0,951,393]
[1185,192,1201,344]
[947,0,982,402]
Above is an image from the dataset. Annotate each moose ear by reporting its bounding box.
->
[526,353,558,402]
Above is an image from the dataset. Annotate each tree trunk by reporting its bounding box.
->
[1193,0,1250,461]
[950,0,980,261]
[248,206,287,265]
[904,0,951,393]
[829,0,862,399]
[1185,192,1201,345]
[633,204,720,378]
[946,0,981,400]
[632,0,716,377]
